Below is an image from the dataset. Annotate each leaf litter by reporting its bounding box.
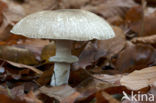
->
[0,0,156,103]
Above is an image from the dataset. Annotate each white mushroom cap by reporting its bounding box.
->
[11,9,115,41]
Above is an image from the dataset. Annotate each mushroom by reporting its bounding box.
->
[11,9,115,86]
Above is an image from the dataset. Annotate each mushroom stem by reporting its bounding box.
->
[50,40,78,86]
[51,62,70,86]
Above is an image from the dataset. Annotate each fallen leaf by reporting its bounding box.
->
[22,0,58,14]
[0,0,25,41]
[0,46,38,65]
[75,78,113,102]
[125,6,156,23]
[0,85,42,103]
[0,85,7,94]
[0,34,27,45]
[36,65,54,85]
[69,68,90,86]
[125,6,143,23]
[0,59,40,82]
[39,78,113,103]
[10,85,25,98]
[96,26,126,59]
[0,15,10,40]
[39,85,79,102]
[0,1,7,24]
[7,60,43,75]
[126,6,156,36]
[0,94,27,103]
[93,74,122,85]
[115,42,156,73]
[131,34,156,44]
[120,66,156,90]
[59,0,90,9]
[83,0,137,19]
[107,15,124,26]
[135,0,156,6]
[72,41,98,69]
[2,0,25,23]
[60,91,80,103]
[16,39,50,61]
[41,41,55,62]
[72,41,88,57]
[96,90,120,103]
[24,91,42,103]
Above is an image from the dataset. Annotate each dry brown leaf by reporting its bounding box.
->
[0,1,7,24]
[0,0,25,41]
[59,0,90,9]
[72,41,88,57]
[135,0,156,5]
[0,94,27,103]
[0,17,11,40]
[0,85,7,94]
[0,1,11,40]
[59,0,91,9]
[120,66,156,90]
[41,41,55,61]
[10,85,25,98]
[69,68,90,86]
[125,6,143,23]
[96,26,126,59]
[115,42,156,73]
[126,6,156,36]
[36,66,54,85]
[60,91,80,103]
[75,78,113,102]
[0,93,42,103]
[93,74,122,85]
[125,5,156,23]
[83,0,137,19]
[107,15,124,26]
[16,39,50,61]
[39,85,79,102]
[72,41,97,69]
[7,60,43,75]
[96,90,120,103]
[132,34,156,44]
[0,85,42,103]
[39,78,113,103]
[2,0,25,23]
[24,91,42,103]
[0,46,38,65]
[0,34,26,45]
[22,0,58,14]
